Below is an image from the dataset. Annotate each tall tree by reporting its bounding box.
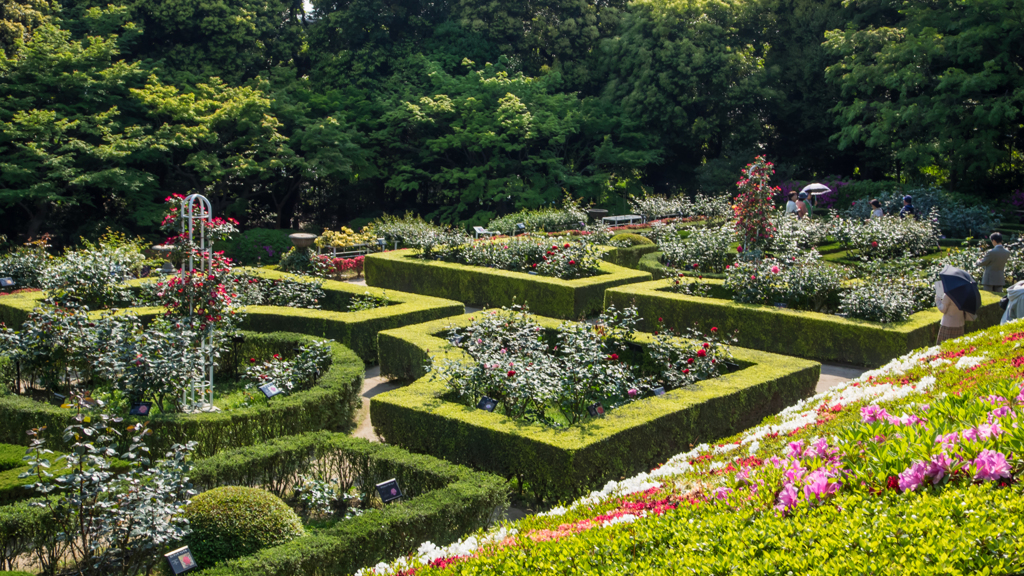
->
[825,0,1024,191]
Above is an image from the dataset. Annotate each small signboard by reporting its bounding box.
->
[0,278,14,288]
[51,393,66,407]
[129,402,152,416]
[375,478,403,504]
[259,383,283,399]
[165,545,198,574]
[653,387,666,397]
[587,403,605,418]
[477,396,497,412]
[473,226,489,234]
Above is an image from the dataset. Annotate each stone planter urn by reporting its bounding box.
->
[587,208,608,222]
[151,245,177,274]
[289,233,318,249]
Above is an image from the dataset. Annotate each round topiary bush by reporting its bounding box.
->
[184,486,305,566]
[611,232,654,246]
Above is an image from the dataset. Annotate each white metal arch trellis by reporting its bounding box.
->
[181,193,215,410]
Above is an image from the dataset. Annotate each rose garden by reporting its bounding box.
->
[0,159,1021,576]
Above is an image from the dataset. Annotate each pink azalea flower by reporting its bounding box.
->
[714,487,733,500]
[776,483,799,510]
[990,406,1011,419]
[809,438,831,459]
[784,461,806,483]
[928,453,954,484]
[898,461,929,492]
[860,405,889,424]
[803,469,840,501]
[785,440,804,458]
[973,450,1010,482]
[936,432,959,450]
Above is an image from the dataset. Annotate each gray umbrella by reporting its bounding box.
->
[800,183,832,196]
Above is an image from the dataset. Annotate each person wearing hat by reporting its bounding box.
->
[796,192,808,219]
[869,199,883,219]
[899,195,916,218]
[977,232,1010,292]
[785,191,798,217]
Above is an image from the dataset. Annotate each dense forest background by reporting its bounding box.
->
[0,0,1021,246]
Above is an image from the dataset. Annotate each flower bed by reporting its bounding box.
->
[0,331,363,458]
[370,312,819,501]
[606,279,1004,367]
[364,249,651,319]
[0,269,464,363]
[357,320,1024,576]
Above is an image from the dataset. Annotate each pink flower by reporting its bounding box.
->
[627,388,638,398]
[860,405,889,424]
[927,453,954,484]
[714,487,733,500]
[770,266,779,274]
[784,461,806,483]
[737,246,744,253]
[776,483,799,510]
[785,440,804,458]
[936,432,959,450]
[809,438,831,459]
[973,450,1010,482]
[898,461,929,492]
[803,469,840,500]
[750,275,756,281]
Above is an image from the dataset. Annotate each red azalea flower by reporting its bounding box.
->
[871,241,878,248]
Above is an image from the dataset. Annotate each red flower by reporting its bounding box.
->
[564,243,570,248]
[751,275,756,281]
[871,241,878,248]
[737,246,744,253]
[657,317,663,322]
[702,342,710,349]
[249,358,256,363]
[711,327,718,332]
[697,349,707,357]
[682,368,690,374]
[507,370,516,377]
[608,353,619,361]
[692,263,699,269]
[687,357,694,364]
[532,263,537,268]
[569,260,576,265]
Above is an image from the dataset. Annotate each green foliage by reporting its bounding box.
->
[659,225,733,273]
[188,432,508,576]
[608,233,653,247]
[605,279,1005,367]
[825,0,1024,191]
[372,312,817,501]
[219,229,297,266]
[364,248,651,319]
[185,486,305,566]
[848,188,999,239]
[487,200,587,234]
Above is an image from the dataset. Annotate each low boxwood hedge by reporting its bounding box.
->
[601,244,660,269]
[190,431,508,576]
[364,249,652,320]
[605,279,1004,368]
[371,313,819,501]
[0,270,464,363]
[0,332,363,458]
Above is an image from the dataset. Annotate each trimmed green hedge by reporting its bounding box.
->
[372,313,819,501]
[0,498,54,569]
[0,332,363,458]
[191,431,509,576]
[601,244,660,269]
[605,279,1005,368]
[0,270,464,363]
[364,249,652,320]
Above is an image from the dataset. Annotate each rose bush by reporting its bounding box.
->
[659,224,734,273]
[723,250,849,312]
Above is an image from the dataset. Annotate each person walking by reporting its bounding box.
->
[869,199,883,218]
[785,191,798,217]
[899,195,916,218]
[977,232,1010,292]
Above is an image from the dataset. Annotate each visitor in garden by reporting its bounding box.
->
[977,232,1010,292]
[935,289,966,344]
[869,199,883,218]
[899,195,916,218]
[796,192,808,219]
[785,191,798,216]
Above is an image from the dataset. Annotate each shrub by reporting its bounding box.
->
[367,213,446,248]
[609,233,653,247]
[659,225,733,273]
[184,486,305,566]
[40,231,147,308]
[832,209,940,259]
[627,195,691,221]
[733,157,779,249]
[0,239,52,288]
[838,281,918,323]
[487,198,587,234]
[848,187,998,238]
[724,250,849,312]
[219,228,295,266]
[427,237,603,280]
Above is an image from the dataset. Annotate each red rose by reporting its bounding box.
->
[564,243,570,248]
[737,246,744,253]
[703,342,710,349]
[711,327,718,332]
[682,368,690,374]
[569,260,576,265]
[871,241,878,248]
[697,349,707,357]
[507,370,516,377]
[687,357,694,364]
[608,353,619,361]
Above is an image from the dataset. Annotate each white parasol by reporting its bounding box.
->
[800,183,832,196]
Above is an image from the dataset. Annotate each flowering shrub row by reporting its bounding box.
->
[832,209,940,260]
[486,199,587,234]
[431,305,732,426]
[358,320,1024,576]
[658,225,734,273]
[723,250,848,312]
[413,236,604,280]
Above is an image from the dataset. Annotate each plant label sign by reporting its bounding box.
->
[0,278,14,288]
[375,478,403,503]
[259,383,283,399]
[165,546,198,574]
[477,396,497,412]
[587,403,605,417]
[129,402,152,416]
[473,226,489,234]
[653,387,666,396]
